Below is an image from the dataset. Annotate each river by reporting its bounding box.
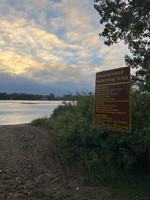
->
[0,100,63,125]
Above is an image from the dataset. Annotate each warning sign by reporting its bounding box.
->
[95,67,131,132]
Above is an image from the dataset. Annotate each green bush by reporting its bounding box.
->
[31,91,150,199]
[52,92,150,176]
[31,91,150,176]
[31,117,54,129]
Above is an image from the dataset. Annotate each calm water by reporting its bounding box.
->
[0,100,63,125]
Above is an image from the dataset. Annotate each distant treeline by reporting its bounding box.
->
[0,93,78,101]
[0,92,79,101]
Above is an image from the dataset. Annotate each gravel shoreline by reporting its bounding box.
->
[0,124,124,200]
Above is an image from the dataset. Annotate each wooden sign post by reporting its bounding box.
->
[95,66,131,133]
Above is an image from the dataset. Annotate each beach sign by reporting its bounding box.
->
[95,66,131,133]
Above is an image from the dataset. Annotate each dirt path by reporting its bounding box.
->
[0,124,124,200]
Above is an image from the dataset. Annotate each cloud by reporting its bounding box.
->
[0,65,94,95]
[0,0,130,95]
[96,41,131,72]
[0,17,80,63]
[49,0,103,57]
[0,49,94,90]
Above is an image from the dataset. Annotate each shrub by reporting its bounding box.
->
[31,91,150,199]
[31,117,54,129]
[53,92,150,176]
[31,91,150,176]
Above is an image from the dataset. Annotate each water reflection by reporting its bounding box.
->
[0,100,63,125]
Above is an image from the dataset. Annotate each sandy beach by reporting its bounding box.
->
[0,124,124,200]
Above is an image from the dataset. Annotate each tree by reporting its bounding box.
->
[49,93,55,100]
[94,0,150,92]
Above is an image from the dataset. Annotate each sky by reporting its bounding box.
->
[0,0,130,96]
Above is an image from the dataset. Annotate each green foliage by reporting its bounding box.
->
[49,93,55,100]
[52,92,150,175]
[32,92,150,199]
[94,0,150,92]
[52,101,76,118]
[0,92,44,100]
[0,92,80,101]
[131,90,150,128]
[32,91,150,175]
[31,117,54,129]
[52,92,150,199]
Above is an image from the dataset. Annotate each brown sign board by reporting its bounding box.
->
[95,66,131,133]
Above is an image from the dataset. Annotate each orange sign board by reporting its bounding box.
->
[95,67,131,132]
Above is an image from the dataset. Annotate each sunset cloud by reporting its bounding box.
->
[0,0,129,95]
